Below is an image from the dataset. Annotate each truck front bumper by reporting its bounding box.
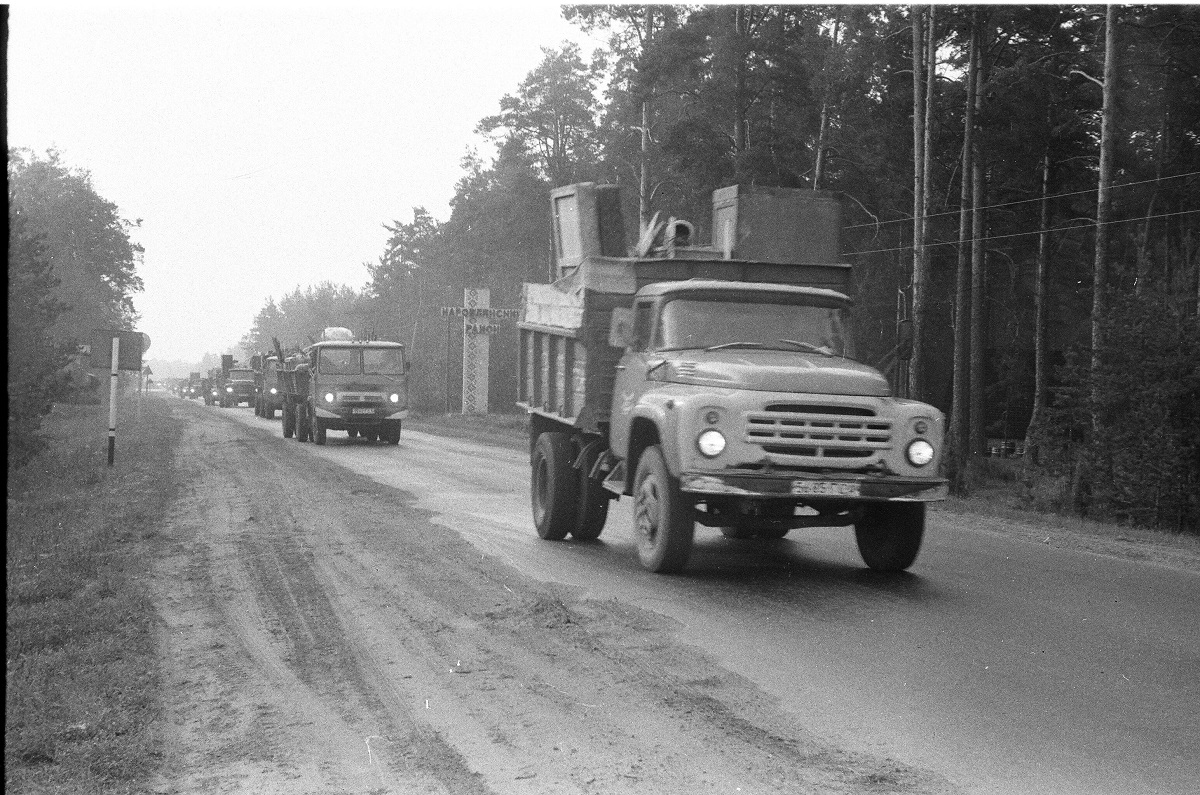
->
[680,471,948,502]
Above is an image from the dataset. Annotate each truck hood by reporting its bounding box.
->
[661,350,890,397]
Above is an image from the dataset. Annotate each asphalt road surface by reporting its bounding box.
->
[179,401,1199,794]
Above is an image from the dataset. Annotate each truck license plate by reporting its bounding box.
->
[351,408,375,414]
[791,480,860,497]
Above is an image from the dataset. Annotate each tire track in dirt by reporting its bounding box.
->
[152,400,956,794]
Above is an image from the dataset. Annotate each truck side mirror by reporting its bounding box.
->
[609,308,635,349]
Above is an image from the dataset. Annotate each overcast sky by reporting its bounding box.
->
[8,1,603,364]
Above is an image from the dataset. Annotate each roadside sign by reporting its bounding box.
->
[88,329,145,371]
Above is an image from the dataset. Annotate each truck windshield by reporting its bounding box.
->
[363,348,404,374]
[317,348,405,375]
[658,297,853,357]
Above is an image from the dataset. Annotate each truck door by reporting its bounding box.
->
[609,298,659,460]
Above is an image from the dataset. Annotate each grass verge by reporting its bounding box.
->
[6,394,181,794]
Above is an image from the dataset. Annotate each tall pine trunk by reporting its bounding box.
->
[969,12,989,457]
[908,6,925,401]
[948,11,978,495]
[911,6,936,402]
[1024,148,1052,471]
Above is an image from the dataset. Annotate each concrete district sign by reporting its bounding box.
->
[439,289,518,414]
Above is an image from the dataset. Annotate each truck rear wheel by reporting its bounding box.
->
[571,441,608,541]
[633,445,694,573]
[313,417,327,445]
[531,432,577,541]
[383,423,401,445]
[854,502,925,572]
[282,404,294,438]
[296,404,310,442]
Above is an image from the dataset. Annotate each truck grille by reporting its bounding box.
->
[745,404,892,459]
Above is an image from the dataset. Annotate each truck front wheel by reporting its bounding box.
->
[531,432,577,541]
[633,445,694,573]
[854,502,925,572]
[282,403,294,438]
[313,417,327,445]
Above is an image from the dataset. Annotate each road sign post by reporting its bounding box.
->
[440,290,517,415]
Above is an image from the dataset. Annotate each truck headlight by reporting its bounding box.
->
[906,439,935,466]
[389,393,400,403]
[697,429,726,458]
[226,386,233,392]
[324,392,335,403]
[269,387,277,394]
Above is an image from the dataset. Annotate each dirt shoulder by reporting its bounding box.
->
[149,398,956,794]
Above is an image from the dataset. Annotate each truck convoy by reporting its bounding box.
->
[518,183,947,574]
[276,328,409,445]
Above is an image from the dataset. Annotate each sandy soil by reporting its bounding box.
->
[146,402,956,794]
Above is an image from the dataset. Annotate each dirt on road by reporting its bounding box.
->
[147,402,957,795]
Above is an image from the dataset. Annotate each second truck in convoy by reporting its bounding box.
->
[276,329,409,445]
[518,183,947,574]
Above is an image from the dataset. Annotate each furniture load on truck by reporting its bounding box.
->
[277,328,410,445]
[518,183,947,574]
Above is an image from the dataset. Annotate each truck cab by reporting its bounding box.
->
[221,368,257,408]
[295,338,409,445]
[254,356,284,419]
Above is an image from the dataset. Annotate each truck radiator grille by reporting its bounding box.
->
[745,404,892,459]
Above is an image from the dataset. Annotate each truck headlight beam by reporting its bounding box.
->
[697,429,726,458]
[906,439,934,466]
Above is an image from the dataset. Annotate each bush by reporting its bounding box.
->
[1039,289,1200,532]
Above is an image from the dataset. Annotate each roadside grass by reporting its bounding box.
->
[6,394,181,794]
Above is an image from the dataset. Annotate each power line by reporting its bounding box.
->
[842,170,1200,232]
[845,208,1200,257]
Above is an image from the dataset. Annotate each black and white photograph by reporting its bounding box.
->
[7,3,1199,794]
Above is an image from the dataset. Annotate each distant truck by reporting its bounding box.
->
[252,354,284,419]
[518,183,947,574]
[185,372,202,399]
[221,366,257,408]
[278,328,409,445]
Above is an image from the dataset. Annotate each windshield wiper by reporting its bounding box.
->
[704,341,767,351]
[777,339,834,357]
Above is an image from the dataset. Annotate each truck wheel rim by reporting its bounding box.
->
[635,479,660,545]
[533,458,548,523]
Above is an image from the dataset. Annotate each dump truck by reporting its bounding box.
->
[518,183,947,574]
[279,328,409,445]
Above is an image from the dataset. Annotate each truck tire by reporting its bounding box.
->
[296,404,310,442]
[531,432,577,541]
[383,423,401,445]
[632,445,694,573]
[264,406,275,420]
[571,441,608,541]
[854,502,925,572]
[313,417,327,445]
[347,428,359,439]
[282,404,294,438]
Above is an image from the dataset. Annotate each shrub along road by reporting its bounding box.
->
[148,396,955,794]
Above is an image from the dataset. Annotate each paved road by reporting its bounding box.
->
[226,407,1200,795]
